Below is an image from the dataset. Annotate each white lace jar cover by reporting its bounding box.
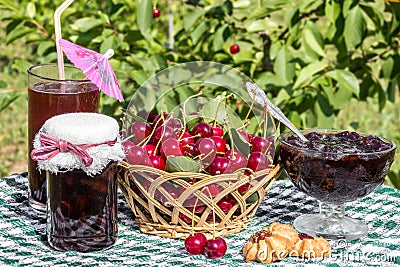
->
[31,112,125,176]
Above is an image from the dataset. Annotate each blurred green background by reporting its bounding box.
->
[0,0,399,187]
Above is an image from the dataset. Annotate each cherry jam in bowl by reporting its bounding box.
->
[279,130,396,205]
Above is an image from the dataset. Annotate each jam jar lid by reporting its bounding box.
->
[31,112,125,176]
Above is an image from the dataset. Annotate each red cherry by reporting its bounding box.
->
[229,44,240,54]
[247,151,270,172]
[217,197,233,213]
[152,8,161,18]
[185,233,207,255]
[225,150,247,171]
[205,183,220,198]
[238,129,252,142]
[152,126,176,145]
[149,155,165,170]
[207,156,233,175]
[122,140,136,153]
[184,197,206,214]
[238,183,250,194]
[160,138,184,158]
[152,111,170,129]
[158,190,180,207]
[119,130,127,140]
[212,125,224,137]
[125,144,149,165]
[194,138,217,167]
[179,131,195,147]
[191,122,213,139]
[226,194,237,206]
[204,237,227,259]
[210,136,227,153]
[130,121,151,144]
[179,213,193,224]
[251,136,272,154]
[144,144,157,156]
[183,143,196,157]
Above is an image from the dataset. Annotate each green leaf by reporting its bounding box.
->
[213,24,229,51]
[166,156,202,173]
[335,70,360,97]
[37,41,54,57]
[0,81,7,88]
[25,2,35,19]
[70,18,103,33]
[185,115,203,131]
[0,93,19,113]
[302,21,325,57]
[233,0,252,9]
[378,87,386,111]
[246,192,259,205]
[247,19,278,33]
[380,57,395,81]
[344,6,365,50]
[11,59,31,74]
[190,21,209,45]
[5,23,35,44]
[100,36,117,54]
[274,47,295,84]
[325,0,341,23]
[137,0,152,40]
[388,171,400,190]
[225,128,251,157]
[332,87,353,109]
[184,9,206,31]
[293,61,327,89]
[1,0,18,11]
[315,94,334,128]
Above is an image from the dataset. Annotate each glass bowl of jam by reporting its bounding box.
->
[279,130,396,240]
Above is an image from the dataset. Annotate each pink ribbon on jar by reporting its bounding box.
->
[31,133,117,167]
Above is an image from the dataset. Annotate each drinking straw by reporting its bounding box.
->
[54,0,76,80]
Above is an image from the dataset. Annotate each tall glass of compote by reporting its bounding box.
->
[27,63,100,212]
[279,129,396,240]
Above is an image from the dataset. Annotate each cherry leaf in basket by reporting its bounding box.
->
[166,156,202,173]
[224,128,251,157]
[246,192,259,205]
[185,114,204,132]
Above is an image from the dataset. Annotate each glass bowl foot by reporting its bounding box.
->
[293,214,368,241]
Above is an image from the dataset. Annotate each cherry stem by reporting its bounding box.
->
[191,187,207,236]
[263,106,268,139]
[182,90,203,129]
[244,101,254,123]
[204,186,216,240]
[225,120,235,159]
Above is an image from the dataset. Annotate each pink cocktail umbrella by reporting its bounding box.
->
[54,0,123,102]
[59,39,124,102]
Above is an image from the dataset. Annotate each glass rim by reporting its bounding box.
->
[278,129,397,156]
[27,63,91,83]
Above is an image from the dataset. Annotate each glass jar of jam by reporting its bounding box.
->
[31,113,125,252]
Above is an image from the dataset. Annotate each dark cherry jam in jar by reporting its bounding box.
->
[47,163,118,252]
[30,113,125,252]
[279,130,396,205]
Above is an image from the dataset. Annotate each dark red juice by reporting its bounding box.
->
[28,82,99,208]
[47,162,118,252]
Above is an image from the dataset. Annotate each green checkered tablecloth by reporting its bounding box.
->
[0,174,399,267]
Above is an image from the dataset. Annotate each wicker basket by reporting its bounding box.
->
[118,161,282,239]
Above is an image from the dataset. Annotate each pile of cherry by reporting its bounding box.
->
[121,111,275,259]
[122,111,274,175]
